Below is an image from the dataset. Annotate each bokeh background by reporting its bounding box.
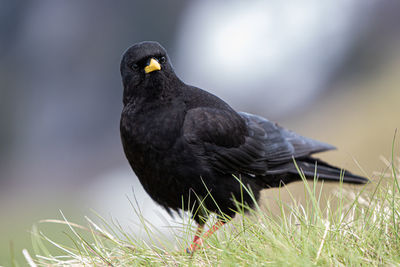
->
[1,0,400,264]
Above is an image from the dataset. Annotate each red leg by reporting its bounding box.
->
[187,220,225,253]
[192,224,204,243]
[202,220,224,239]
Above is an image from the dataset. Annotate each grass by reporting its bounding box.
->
[23,152,400,266]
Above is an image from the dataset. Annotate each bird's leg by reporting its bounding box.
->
[202,220,225,239]
[192,224,204,244]
[186,224,204,253]
[187,220,225,253]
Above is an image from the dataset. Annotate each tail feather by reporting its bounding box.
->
[292,158,369,184]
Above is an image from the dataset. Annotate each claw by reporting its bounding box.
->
[186,220,225,253]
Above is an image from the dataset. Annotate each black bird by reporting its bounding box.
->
[119,41,368,252]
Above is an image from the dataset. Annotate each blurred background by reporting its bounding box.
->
[1,0,400,264]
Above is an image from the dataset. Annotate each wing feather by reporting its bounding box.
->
[183,108,335,176]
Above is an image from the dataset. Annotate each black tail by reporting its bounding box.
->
[292,158,369,184]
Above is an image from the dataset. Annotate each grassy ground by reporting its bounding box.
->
[20,149,400,266]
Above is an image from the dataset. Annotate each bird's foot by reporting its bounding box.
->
[186,238,207,254]
[185,221,224,254]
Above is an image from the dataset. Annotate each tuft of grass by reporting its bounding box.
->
[24,155,400,266]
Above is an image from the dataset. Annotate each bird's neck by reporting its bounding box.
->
[124,76,184,106]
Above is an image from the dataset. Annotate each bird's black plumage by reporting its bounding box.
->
[120,41,368,225]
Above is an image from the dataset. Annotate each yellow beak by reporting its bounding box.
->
[144,58,161,73]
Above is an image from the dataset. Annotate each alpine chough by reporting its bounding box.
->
[119,41,368,252]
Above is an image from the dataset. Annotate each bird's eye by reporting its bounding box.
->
[131,63,139,70]
[159,56,166,64]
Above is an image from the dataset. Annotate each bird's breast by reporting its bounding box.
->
[121,102,188,158]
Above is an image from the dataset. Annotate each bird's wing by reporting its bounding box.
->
[183,107,268,175]
[182,108,335,176]
[239,112,336,165]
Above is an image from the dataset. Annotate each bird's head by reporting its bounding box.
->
[120,41,177,104]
